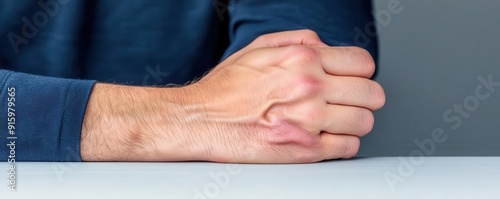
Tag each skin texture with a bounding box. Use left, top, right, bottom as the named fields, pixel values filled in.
left=80, top=30, right=386, bottom=163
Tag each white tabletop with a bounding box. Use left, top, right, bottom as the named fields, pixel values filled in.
left=1, top=157, right=499, bottom=199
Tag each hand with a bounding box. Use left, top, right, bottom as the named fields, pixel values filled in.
left=80, top=30, right=385, bottom=163
left=182, top=31, right=385, bottom=163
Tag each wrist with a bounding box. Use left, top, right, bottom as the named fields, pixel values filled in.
left=81, top=83, right=207, bottom=161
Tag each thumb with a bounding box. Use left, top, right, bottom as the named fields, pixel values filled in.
left=222, top=29, right=327, bottom=65
left=249, top=29, right=328, bottom=48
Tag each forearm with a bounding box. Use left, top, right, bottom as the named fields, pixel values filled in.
left=80, top=83, right=206, bottom=161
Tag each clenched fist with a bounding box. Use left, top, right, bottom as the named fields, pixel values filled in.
left=81, top=30, right=385, bottom=163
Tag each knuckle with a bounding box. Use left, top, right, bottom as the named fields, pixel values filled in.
left=347, top=108, right=373, bottom=135
left=254, top=34, right=270, bottom=44
left=341, top=137, right=360, bottom=158
left=357, top=79, right=386, bottom=110
left=282, top=45, right=320, bottom=65
left=301, top=104, right=326, bottom=126
left=293, top=74, right=323, bottom=97
left=370, top=81, right=386, bottom=109
left=358, top=109, right=375, bottom=135
left=301, top=29, right=319, bottom=37
left=349, top=46, right=375, bottom=76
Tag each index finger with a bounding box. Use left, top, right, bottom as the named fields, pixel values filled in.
left=316, top=46, right=375, bottom=78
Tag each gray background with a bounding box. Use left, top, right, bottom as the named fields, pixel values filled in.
left=359, top=0, right=500, bottom=156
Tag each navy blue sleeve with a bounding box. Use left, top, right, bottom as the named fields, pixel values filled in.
left=0, top=70, right=95, bottom=162
left=222, top=0, right=377, bottom=59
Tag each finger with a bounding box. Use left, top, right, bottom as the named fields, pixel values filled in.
left=223, top=29, right=327, bottom=65
left=322, top=105, right=374, bottom=137
left=249, top=29, right=328, bottom=48
left=324, top=76, right=385, bottom=110
left=316, top=46, right=376, bottom=78
left=319, top=133, right=360, bottom=160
